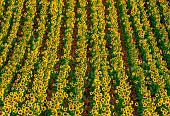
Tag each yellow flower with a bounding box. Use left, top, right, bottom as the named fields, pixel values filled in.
left=70, top=92, right=73, bottom=97
left=18, top=109, right=23, bottom=115
left=28, top=102, right=32, bottom=107
left=4, top=106, right=10, bottom=113
left=156, top=102, right=162, bottom=107
left=116, top=100, right=119, bottom=104
left=41, top=106, right=46, bottom=111
left=63, top=107, right=67, bottom=111
left=64, top=93, right=68, bottom=98
left=90, top=92, right=93, bottom=95
left=101, top=98, right=105, bottom=103
left=28, top=110, right=33, bottom=116
left=75, top=110, right=80, bottom=115
left=135, top=102, right=138, bottom=106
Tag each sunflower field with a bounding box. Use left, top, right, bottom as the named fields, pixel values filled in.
left=0, top=0, right=170, bottom=115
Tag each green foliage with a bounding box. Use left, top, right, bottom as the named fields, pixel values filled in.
left=10, top=112, right=17, bottom=116
left=39, top=109, right=52, bottom=116
left=0, top=98, right=4, bottom=107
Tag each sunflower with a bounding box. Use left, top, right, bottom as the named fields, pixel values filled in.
left=157, top=102, right=162, bottom=107
left=4, top=106, right=10, bottom=112
left=64, top=93, right=68, bottom=98
left=162, top=111, right=167, bottom=115
left=28, top=110, right=33, bottom=115
left=28, top=102, right=32, bottom=107
left=21, top=103, right=26, bottom=108
left=24, top=106, right=29, bottom=111
left=101, top=98, right=105, bottom=103
left=63, top=107, right=67, bottom=111
left=148, top=81, right=151, bottom=84
left=57, top=112, right=62, bottom=116
left=135, top=102, right=138, bottom=106
left=67, top=97, right=72, bottom=101
left=77, top=108, right=83, bottom=114
left=18, top=109, right=23, bottom=115
left=75, top=110, right=80, bottom=115
left=115, top=100, right=119, bottom=104
left=42, top=106, right=46, bottom=111
left=63, top=112, right=70, bottom=116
